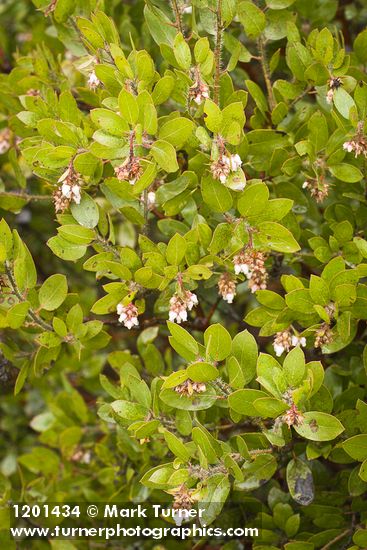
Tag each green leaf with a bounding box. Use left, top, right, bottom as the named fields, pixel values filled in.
left=118, top=89, right=139, bottom=125
left=343, top=435, right=367, bottom=461
left=54, top=0, right=75, bottom=23
left=186, top=361, right=219, bottom=382
left=257, top=222, right=300, bottom=253
left=111, top=400, right=149, bottom=421
left=13, top=236, right=37, bottom=292
left=57, top=225, right=95, bottom=245
left=7, top=302, right=30, bottom=329
left=158, top=117, right=194, bottom=148
left=236, top=455, right=277, bottom=490
left=283, top=346, right=306, bottom=387
left=315, top=28, right=334, bottom=64
left=167, top=322, right=199, bottom=358
left=253, top=397, right=288, bottom=418
left=228, top=389, right=268, bottom=415
left=238, top=1, right=266, bottom=38
left=329, top=163, right=363, bottom=183
left=286, top=458, right=314, bottom=505
left=71, top=193, right=99, bottom=228
left=237, top=182, right=269, bottom=218
left=47, top=236, right=87, bottom=262
left=151, top=140, right=179, bottom=173
left=90, top=108, right=129, bottom=135
left=294, top=412, right=344, bottom=441
left=204, top=324, right=232, bottom=361
left=163, top=430, right=190, bottom=461
left=201, top=174, right=233, bottom=213
left=309, top=275, right=330, bottom=306
left=265, top=0, right=295, bottom=8
left=166, top=233, right=187, bottom=265
left=231, top=330, right=258, bottom=385
left=354, top=30, right=367, bottom=63
left=39, top=274, right=68, bottom=311
left=173, top=33, right=191, bottom=70
left=333, top=88, right=356, bottom=120
left=203, top=99, right=223, bottom=133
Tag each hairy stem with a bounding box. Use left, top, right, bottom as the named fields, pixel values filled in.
left=320, top=529, right=351, bottom=550
left=258, top=37, right=276, bottom=111
left=0, top=191, right=51, bottom=201
left=170, top=0, right=184, bottom=35
left=5, top=262, right=53, bottom=331
left=213, top=0, right=223, bottom=106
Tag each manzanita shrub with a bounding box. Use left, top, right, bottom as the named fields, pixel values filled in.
left=2, top=0, right=367, bottom=548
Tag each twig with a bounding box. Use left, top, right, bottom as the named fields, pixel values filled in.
left=5, top=262, right=53, bottom=331
left=170, top=0, right=184, bottom=35
left=258, top=37, right=275, bottom=111
left=319, top=529, right=351, bottom=550
left=0, top=192, right=51, bottom=202
left=94, top=234, right=120, bottom=260
left=213, top=0, right=223, bottom=106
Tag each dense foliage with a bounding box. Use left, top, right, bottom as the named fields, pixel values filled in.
left=2, top=0, right=367, bottom=548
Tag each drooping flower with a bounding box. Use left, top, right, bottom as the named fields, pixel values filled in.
left=273, top=330, right=306, bottom=357
left=283, top=403, right=304, bottom=428
left=326, top=76, right=342, bottom=104
left=53, top=167, right=82, bottom=212
left=218, top=273, right=236, bottom=304
left=343, top=122, right=367, bottom=158
left=169, top=291, right=198, bottom=324
left=302, top=179, right=330, bottom=203
left=174, top=379, right=206, bottom=396
left=291, top=335, right=307, bottom=348
left=189, top=79, right=210, bottom=105
left=147, top=191, right=156, bottom=208
left=115, top=156, right=142, bottom=185
left=314, top=323, right=333, bottom=348
left=210, top=153, right=242, bottom=184
left=172, top=484, right=195, bottom=509
left=233, top=249, right=268, bottom=292
left=210, top=155, right=231, bottom=184
left=0, top=128, right=11, bottom=155
left=116, top=302, right=139, bottom=329
left=233, top=251, right=251, bottom=277
left=88, top=70, right=101, bottom=90
left=273, top=330, right=292, bottom=357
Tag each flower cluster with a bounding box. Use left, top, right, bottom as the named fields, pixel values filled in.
left=115, top=156, right=142, bottom=185
left=88, top=70, right=101, bottom=90
left=283, top=403, right=304, bottom=428
left=53, top=166, right=82, bottom=212
left=116, top=302, right=139, bottom=329
left=326, top=76, right=342, bottom=104
left=172, top=484, right=195, bottom=510
left=302, top=179, right=330, bottom=203
left=218, top=273, right=236, bottom=304
left=314, top=323, right=333, bottom=348
left=0, top=128, right=11, bottom=155
left=210, top=153, right=242, bottom=184
left=343, top=123, right=367, bottom=158
left=233, top=249, right=268, bottom=292
left=273, top=330, right=306, bottom=357
left=169, top=290, right=198, bottom=324
left=174, top=379, right=206, bottom=396
left=188, top=78, right=210, bottom=105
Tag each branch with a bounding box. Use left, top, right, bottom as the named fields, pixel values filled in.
left=170, top=0, right=184, bottom=36
left=258, top=37, right=276, bottom=111
left=213, top=0, right=223, bottom=106
left=5, top=262, right=53, bottom=331
left=320, top=529, right=351, bottom=550
left=0, top=191, right=51, bottom=202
